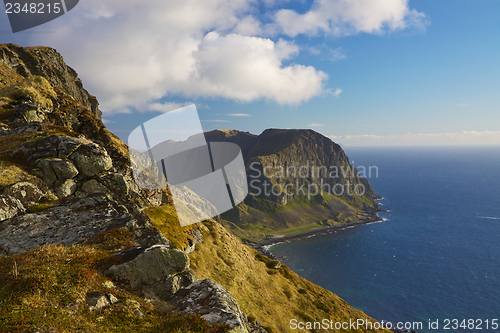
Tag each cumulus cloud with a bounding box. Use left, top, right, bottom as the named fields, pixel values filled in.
left=26, top=0, right=326, bottom=113
left=329, top=131, right=500, bottom=146
left=274, top=0, right=428, bottom=37
left=16, top=0, right=425, bottom=114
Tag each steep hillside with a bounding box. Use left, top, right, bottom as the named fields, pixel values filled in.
left=205, top=129, right=381, bottom=244
left=0, top=44, right=388, bottom=333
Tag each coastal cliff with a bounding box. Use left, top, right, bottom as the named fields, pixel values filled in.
left=0, top=44, right=386, bottom=333
left=205, top=129, right=381, bottom=244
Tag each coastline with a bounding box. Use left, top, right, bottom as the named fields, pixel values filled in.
left=253, top=214, right=386, bottom=258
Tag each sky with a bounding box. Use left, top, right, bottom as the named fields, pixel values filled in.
left=1, top=0, right=499, bottom=146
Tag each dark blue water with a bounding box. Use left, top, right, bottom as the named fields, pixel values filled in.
left=270, top=146, right=500, bottom=332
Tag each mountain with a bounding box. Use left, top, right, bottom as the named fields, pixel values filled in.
left=0, top=44, right=387, bottom=333
left=205, top=129, right=381, bottom=244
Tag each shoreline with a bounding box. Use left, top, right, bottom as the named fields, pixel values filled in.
left=253, top=213, right=386, bottom=258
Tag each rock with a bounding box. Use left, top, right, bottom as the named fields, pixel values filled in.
left=2, top=181, right=45, bottom=207
left=0, top=198, right=162, bottom=255
left=0, top=195, right=25, bottom=222
left=143, top=270, right=199, bottom=301
left=70, top=143, right=112, bottom=177
left=49, top=158, right=79, bottom=180
left=104, top=245, right=189, bottom=291
left=170, top=279, right=250, bottom=333
left=86, top=292, right=110, bottom=311
left=0, top=44, right=102, bottom=117
left=101, top=173, right=129, bottom=196
left=81, top=179, right=109, bottom=194
left=34, top=159, right=57, bottom=186
left=105, top=292, right=119, bottom=304
left=184, top=229, right=204, bottom=254
left=55, top=178, right=77, bottom=197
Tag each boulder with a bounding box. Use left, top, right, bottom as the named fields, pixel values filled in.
left=55, top=178, right=77, bottom=197
left=170, top=279, right=250, bottom=333
left=0, top=195, right=25, bottom=222
left=81, top=179, right=109, bottom=194
left=70, top=143, right=113, bottom=177
left=86, top=291, right=118, bottom=311
left=143, top=270, right=199, bottom=301
left=104, top=245, right=189, bottom=291
left=49, top=158, right=79, bottom=180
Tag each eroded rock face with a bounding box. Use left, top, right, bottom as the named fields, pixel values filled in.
left=0, top=196, right=168, bottom=256
left=2, top=181, right=46, bottom=207
left=170, top=279, right=250, bottom=333
left=0, top=44, right=102, bottom=117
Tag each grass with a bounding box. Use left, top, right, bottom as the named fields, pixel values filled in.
left=144, top=204, right=195, bottom=251
left=0, top=75, right=56, bottom=109
left=188, top=219, right=389, bottom=333
left=0, top=239, right=228, bottom=333
left=220, top=192, right=366, bottom=243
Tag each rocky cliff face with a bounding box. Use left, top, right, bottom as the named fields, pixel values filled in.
left=205, top=129, right=381, bottom=243
left=0, top=43, right=101, bottom=117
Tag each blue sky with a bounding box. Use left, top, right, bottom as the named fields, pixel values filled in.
left=1, top=0, right=499, bottom=146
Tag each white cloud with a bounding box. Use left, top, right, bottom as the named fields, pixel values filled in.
left=201, top=119, right=230, bottom=122
left=329, top=131, right=500, bottom=146
left=228, top=113, right=251, bottom=116
left=22, top=0, right=425, bottom=115
left=309, top=123, right=325, bottom=127
left=29, top=0, right=326, bottom=114
left=331, top=88, right=343, bottom=97
left=274, top=0, right=428, bottom=37
left=148, top=102, right=193, bottom=113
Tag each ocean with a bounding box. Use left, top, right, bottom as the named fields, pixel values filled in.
left=269, top=146, right=500, bottom=332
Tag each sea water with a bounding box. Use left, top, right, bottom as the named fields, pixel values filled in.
left=270, top=146, right=500, bottom=332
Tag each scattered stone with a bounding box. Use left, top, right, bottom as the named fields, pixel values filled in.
left=105, top=292, right=119, bottom=304
left=133, top=309, right=144, bottom=317
left=184, top=229, right=204, bottom=254
left=0, top=195, right=25, bottom=222
left=86, top=292, right=110, bottom=311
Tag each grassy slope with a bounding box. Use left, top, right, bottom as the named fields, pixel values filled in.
left=221, top=192, right=375, bottom=243
left=144, top=204, right=389, bottom=333
left=188, top=219, right=387, bottom=333
left=0, top=231, right=228, bottom=333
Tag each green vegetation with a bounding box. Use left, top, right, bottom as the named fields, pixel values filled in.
left=145, top=204, right=195, bottom=251
left=221, top=191, right=369, bottom=243
left=0, top=234, right=228, bottom=333
left=188, top=219, right=387, bottom=333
